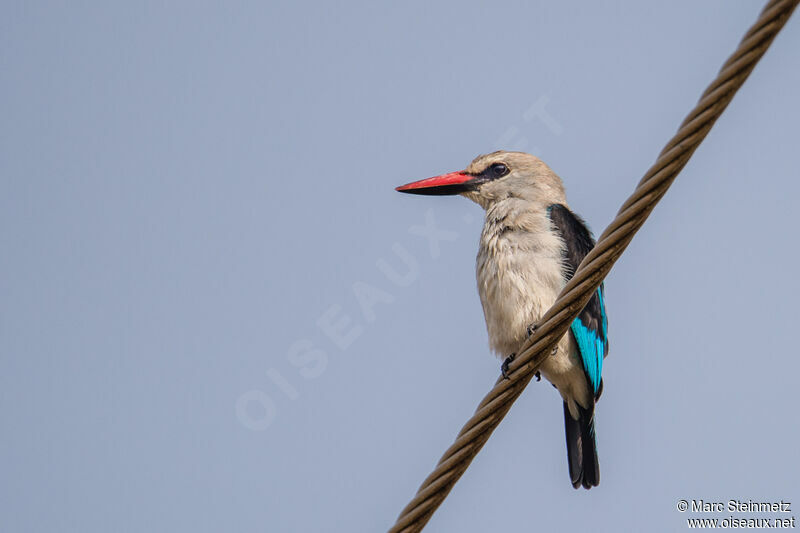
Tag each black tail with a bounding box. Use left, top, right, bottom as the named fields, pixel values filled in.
left=563, top=402, right=599, bottom=489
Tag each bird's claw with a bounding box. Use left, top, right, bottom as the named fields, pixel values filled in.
left=501, top=353, right=516, bottom=379
left=535, top=371, right=541, bottom=381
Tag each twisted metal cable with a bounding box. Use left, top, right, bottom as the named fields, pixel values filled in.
left=388, top=1, right=799, bottom=531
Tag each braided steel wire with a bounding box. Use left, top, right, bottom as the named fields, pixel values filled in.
left=388, top=1, right=799, bottom=531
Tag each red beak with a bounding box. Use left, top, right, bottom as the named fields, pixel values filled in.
left=395, top=171, right=477, bottom=196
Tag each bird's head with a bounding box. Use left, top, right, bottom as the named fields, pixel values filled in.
left=395, top=151, right=565, bottom=210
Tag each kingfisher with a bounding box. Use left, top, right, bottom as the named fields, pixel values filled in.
left=395, top=151, right=608, bottom=489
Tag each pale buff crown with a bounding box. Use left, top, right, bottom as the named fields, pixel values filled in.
left=462, top=151, right=567, bottom=210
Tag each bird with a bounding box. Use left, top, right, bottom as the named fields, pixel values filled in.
left=395, top=151, right=608, bottom=489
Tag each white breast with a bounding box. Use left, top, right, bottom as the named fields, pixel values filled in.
left=476, top=208, right=564, bottom=354
left=476, top=204, right=592, bottom=411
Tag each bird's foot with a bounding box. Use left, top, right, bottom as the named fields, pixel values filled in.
left=501, top=353, right=515, bottom=379
left=526, top=325, right=546, bottom=381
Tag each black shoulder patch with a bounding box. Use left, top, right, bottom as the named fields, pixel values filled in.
left=547, top=204, right=596, bottom=279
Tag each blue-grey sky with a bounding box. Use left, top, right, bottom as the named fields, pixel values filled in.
left=2, top=2, right=799, bottom=532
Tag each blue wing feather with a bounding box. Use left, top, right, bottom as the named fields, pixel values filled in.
left=548, top=205, right=609, bottom=398
left=570, top=288, right=607, bottom=394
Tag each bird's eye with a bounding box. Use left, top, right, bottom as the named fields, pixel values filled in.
left=490, top=163, right=509, bottom=177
